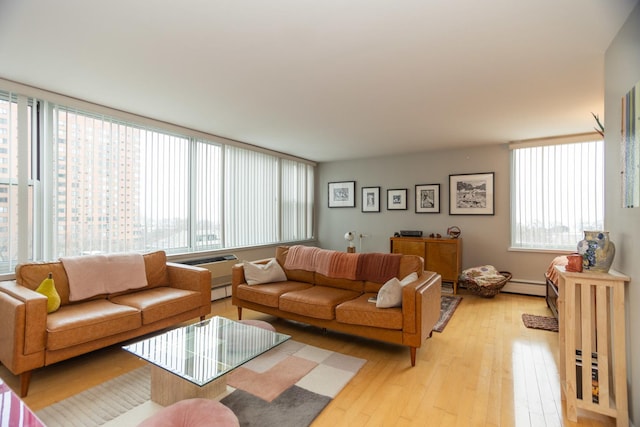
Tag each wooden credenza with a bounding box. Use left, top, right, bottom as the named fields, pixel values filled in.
left=390, top=237, right=462, bottom=293
left=557, top=267, right=630, bottom=426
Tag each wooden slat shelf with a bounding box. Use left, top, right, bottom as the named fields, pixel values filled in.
left=557, top=267, right=630, bottom=427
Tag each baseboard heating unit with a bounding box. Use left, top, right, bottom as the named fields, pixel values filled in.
left=501, top=278, right=545, bottom=296
left=180, top=254, right=238, bottom=301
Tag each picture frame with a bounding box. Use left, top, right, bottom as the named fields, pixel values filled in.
left=361, top=186, right=381, bottom=212
left=328, top=181, right=356, bottom=208
left=622, top=78, right=640, bottom=208
left=387, top=188, right=408, bottom=210
left=415, top=184, right=440, bottom=213
left=449, top=172, right=494, bottom=215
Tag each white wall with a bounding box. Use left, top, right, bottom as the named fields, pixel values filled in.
left=317, top=143, right=562, bottom=285
left=605, top=3, right=640, bottom=423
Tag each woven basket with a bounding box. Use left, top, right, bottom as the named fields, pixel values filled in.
left=461, top=271, right=512, bottom=298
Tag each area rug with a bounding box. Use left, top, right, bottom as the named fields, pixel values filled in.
left=433, top=295, right=462, bottom=333
left=521, top=313, right=559, bottom=332
left=36, top=340, right=365, bottom=427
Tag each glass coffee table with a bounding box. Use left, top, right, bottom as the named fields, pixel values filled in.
left=123, top=316, right=290, bottom=406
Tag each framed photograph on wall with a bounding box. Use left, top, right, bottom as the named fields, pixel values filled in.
left=415, top=184, right=440, bottom=213
left=449, top=172, right=494, bottom=215
left=387, top=188, right=408, bottom=210
left=328, top=181, right=356, bottom=208
left=361, top=186, right=381, bottom=212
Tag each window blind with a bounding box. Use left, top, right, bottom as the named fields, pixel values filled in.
left=224, top=145, right=278, bottom=247
left=510, top=137, right=604, bottom=250
left=1, top=85, right=315, bottom=273
left=281, top=159, right=314, bottom=242
left=53, top=107, right=191, bottom=256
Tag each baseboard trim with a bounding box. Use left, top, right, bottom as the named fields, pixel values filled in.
left=502, top=281, right=546, bottom=296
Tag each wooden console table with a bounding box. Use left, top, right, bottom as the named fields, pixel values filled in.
left=557, top=266, right=630, bottom=426
left=390, top=237, right=462, bottom=293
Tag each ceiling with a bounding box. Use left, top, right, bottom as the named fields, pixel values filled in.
left=0, top=0, right=637, bottom=162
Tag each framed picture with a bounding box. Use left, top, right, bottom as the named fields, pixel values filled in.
left=387, top=188, right=408, bottom=210
left=328, top=181, right=356, bottom=208
left=361, top=186, right=381, bottom=212
left=449, top=172, right=495, bottom=215
left=415, top=184, right=440, bottom=213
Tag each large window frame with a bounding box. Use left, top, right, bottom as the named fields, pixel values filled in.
left=0, top=84, right=315, bottom=275
left=510, top=133, right=604, bottom=251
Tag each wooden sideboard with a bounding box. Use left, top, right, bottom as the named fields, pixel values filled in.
left=390, top=237, right=462, bottom=293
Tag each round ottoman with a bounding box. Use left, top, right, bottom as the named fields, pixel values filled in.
left=239, top=319, right=276, bottom=332
left=138, top=398, right=239, bottom=427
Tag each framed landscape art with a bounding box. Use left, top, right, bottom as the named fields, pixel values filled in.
left=449, top=172, right=494, bottom=215
left=328, top=181, right=356, bottom=208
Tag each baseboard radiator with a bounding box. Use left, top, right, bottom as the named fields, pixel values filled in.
left=502, top=278, right=546, bottom=296
left=181, top=254, right=238, bottom=301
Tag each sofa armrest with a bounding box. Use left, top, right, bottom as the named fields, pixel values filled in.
left=401, top=271, right=441, bottom=342
left=0, top=281, right=47, bottom=374
left=166, top=263, right=212, bottom=316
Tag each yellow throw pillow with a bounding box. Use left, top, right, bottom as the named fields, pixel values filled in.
left=35, top=272, right=61, bottom=313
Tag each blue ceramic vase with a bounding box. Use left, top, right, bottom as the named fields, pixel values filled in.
left=577, top=231, right=615, bottom=273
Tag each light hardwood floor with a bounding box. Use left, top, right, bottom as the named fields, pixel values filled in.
left=0, top=290, right=616, bottom=427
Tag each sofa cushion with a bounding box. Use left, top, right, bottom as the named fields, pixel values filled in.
left=15, top=250, right=170, bottom=305
left=398, top=256, right=423, bottom=281
left=61, top=253, right=148, bottom=302
left=143, top=250, right=170, bottom=288
left=16, top=261, right=74, bottom=305
left=336, top=294, right=403, bottom=330
left=46, top=299, right=141, bottom=351
left=365, top=255, right=423, bottom=292
left=275, top=246, right=315, bottom=283
left=109, top=287, right=201, bottom=325
left=279, top=286, right=360, bottom=320
left=314, top=274, right=364, bottom=292
left=235, top=282, right=312, bottom=308
left=243, top=258, right=287, bottom=285
left=355, top=253, right=402, bottom=283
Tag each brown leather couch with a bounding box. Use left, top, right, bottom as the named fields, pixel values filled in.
left=0, top=251, right=211, bottom=396
left=232, top=246, right=441, bottom=366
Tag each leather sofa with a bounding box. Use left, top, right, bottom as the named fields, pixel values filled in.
left=0, top=250, right=211, bottom=396
left=232, top=246, right=441, bottom=366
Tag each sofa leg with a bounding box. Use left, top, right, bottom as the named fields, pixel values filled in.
left=20, top=371, right=32, bottom=397
left=409, top=347, right=417, bottom=367
left=237, top=306, right=243, bottom=320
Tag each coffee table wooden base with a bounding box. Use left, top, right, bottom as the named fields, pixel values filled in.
left=150, top=365, right=228, bottom=406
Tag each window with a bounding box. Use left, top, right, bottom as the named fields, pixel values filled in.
left=0, top=93, right=34, bottom=274
left=280, top=159, right=314, bottom=242
left=510, top=134, right=604, bottom=251
left=53, top=107, right=193, bottom=256
left=0, top=87, right=315, bottom=274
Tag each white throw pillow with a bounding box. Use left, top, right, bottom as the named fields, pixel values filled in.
left=244, top=258, right=287, bottom=285
left=400, top=272, right=418, bottom=286
left=376, top=272, right=419, bottom=308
